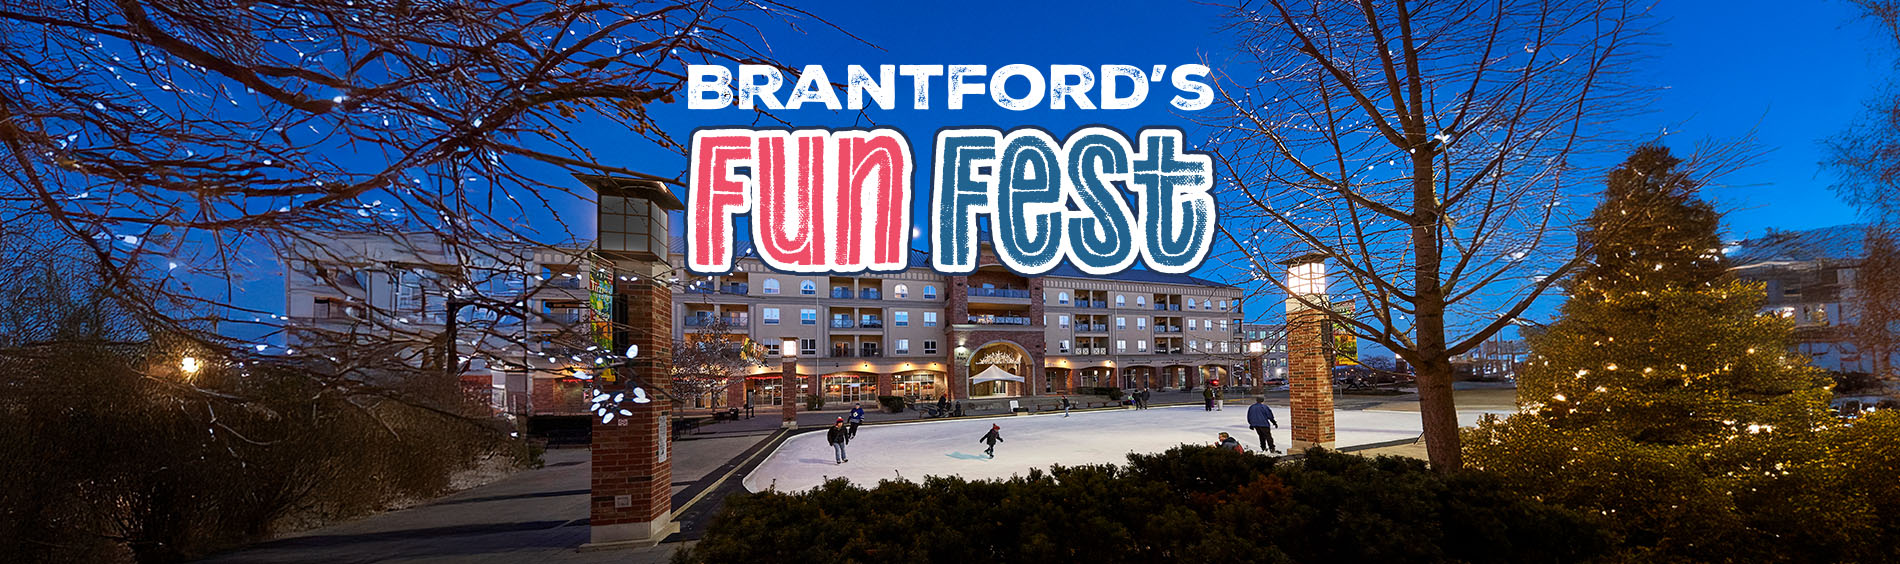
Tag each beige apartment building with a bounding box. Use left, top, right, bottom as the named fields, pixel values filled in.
left=671, top=243, right=1250, bottom=409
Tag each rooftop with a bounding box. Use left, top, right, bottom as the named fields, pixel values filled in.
left=1729, top=224, right=1869, bottom=267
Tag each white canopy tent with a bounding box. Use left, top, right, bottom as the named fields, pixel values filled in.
left=970, top=365, right=1025, bottom=384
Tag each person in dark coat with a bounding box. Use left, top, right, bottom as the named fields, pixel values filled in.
left=1216, top=432, right=1243, bottom=452
left=979, top=424, right=1003, bottom=458
left=1202, top=386, right=1215, bottom=411
left=1247, top=396, right=1280, bottom=453
left=847, top=403, right=866, bottom=438
left=936, top=395, right=950, bottom=417
left=827, top=418, right=849, bottom=464
left=1059, top=394, right=1072, bottom=417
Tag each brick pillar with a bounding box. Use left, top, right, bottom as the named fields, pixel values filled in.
left=1248, top=355, right=1266, bottom=395
left=780, top=357, right=798, bottom=428
left=725, top=381, right=745, bottom=409
left=1287, top=304, right=1335, bottom=450
left=876, top=372, right=893, bottom=397
left=589, top=262, right=675, bottom=547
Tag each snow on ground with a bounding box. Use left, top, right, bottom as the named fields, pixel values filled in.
left=743, top=404, right=1503, bottom=492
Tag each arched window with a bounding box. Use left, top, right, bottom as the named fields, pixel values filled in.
left=1186, top=298, right=1197, bottom=309
left=1115, top=295, right=1126, bottom=307
left=1058, top=292, right=1070, bottom=304
left=895, top=284, right=909, bottom=298
left=799, top=280, right=816, bottom=295
left=763, top=279, right=781, bottom=294
left=924, top=285, right=938, bottom=299
left=1137, top=295, right=1147, bottom=307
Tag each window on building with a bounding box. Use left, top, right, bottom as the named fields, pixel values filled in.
left=895, top=339, right=911, bottom=354
left=1116, top=317, right=1127, bottom=329
left=893, top=284, right=909, bottom=298
left=799, top=280, right=816, bottom=295
left=763, top=307, right=780, bottom=325
left=1137, top=317, right=1147, bottom=329
left=1059, top=292, right=1070, bottom=304
left=1137, top=295, right=1146, bottom=307
left=924, top=311, right=938, bottom=327
left=1220, top=319, right=1229, bottom=331
left=1188, top=319, right=1198, bottom=330
left=763, top=279, right=781, bottom=294
left=1186, top=298, right=1197, bottom=310
left=1059, top=314, right=1069, bottom=328
left=1189, top=340, right=1199, bottom=351
left=765, top=342, right=781, bottom=355
left=1117, top=340, right=1127, bottom=353
left=1059, top=339, right=1071, bottom=353
left=800, top=308, right=817, bottom=325
left=924, top=340, right=939, bottom=354
left=1116, top=295, right=1126, bottom=307
left=800, top=339, right=818, bottom=356
left=1137, top=340, right=1148, bottom=352
left=1220, top=342, right=1230, bottom=353
left=924, top=285, right=938, bottom=299
left=895, top=311, right=909, bottom=327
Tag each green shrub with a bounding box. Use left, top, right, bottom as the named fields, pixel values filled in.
left=675, top=447, right=1611, bottom=563
left=876, top=395, right=905, bottom=413
left=1077, top=386, right=1124, bottom=401
left=804, top=393, right=825, bottom=411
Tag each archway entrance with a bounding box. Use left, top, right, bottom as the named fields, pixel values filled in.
left=968, top=341, right=1029, bottom=398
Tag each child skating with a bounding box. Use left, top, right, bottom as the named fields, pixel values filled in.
left=979, top=424, right=1003, bottom=458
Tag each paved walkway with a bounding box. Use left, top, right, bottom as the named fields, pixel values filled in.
left=196, top=432, right=772, bottom=564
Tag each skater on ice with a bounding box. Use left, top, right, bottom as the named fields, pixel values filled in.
left=848, top=403, right=866, bottom=438
left=1203, top=385, right=1215, bottom=411
left=1248, top=396, right=1280, bottom=454
left=979, top=424, right=1003, bottom=458
left=1059, top=394, right=1072, bottom=417
left=828, top=418, right=849, bottom=464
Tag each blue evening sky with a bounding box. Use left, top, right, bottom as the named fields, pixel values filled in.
left=554, top=0, right=1886, bottom=334
left=611, top=0, right=1886, bottom=245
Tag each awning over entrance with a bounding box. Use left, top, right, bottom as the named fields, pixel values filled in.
left=970, top=365, right=1025, bottom=384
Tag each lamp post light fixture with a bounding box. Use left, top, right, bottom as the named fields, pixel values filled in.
left=575, top=173, right=686, bottom=550
left=180, top=356, right=201, bottom=379
left=1281, top=253, right=1335, bottom=451
left=780, top=338, right=800, bottom=428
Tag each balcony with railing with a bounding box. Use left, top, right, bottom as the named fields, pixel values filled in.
left=720, top=283, right=748, bottom=295
left=1154, top=326, right=1181, bottom=333
left=830, top=318, right=856, bottom=329
left=684, top=316, right=748, bottom=328
left=969, top=287, right=1031, bottom=299
left=545, top=310, right=586, bottom=324
left=859, top=289, right=881, bottom=300
left=858, top=318, right=884, bottom=329
left=1076, top=323, right=1107, bottom=333
left=969, top=314, right=1032, bottom=326
left=831, top=288, right=852, bottom=299
left=547, top=275, right=583, bottom=289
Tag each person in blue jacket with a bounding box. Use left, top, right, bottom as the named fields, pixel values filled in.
left=847, top=403, right=866, bottom=439
left=1247, top=396, right=1280, bottom=454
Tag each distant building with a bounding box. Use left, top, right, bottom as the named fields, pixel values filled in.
left=1729, top=224, right=1888, bottom=373
left=669, top=240, right=1249, bottom=408
left=1239, top=323, right=1290, bottom=382
left=280, top=232, right=595, bottom=415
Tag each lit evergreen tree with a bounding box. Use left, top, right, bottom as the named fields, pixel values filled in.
left=1465, top=144, right=1863, bottom=562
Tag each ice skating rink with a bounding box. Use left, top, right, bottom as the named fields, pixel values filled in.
left=742, top=405, right=1499, bottom=492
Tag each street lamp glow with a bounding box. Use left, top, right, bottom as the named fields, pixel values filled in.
left=781, top=338, right=798, bottom=359
left=180, top=356, right=201, bottom=376
left=1248, top=341, right=1265, bottom=354
left=1287, top=261, right=1326, bottom=296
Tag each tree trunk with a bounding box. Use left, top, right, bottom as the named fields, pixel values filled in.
left=1413, top=152, right=1463, bottom=471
